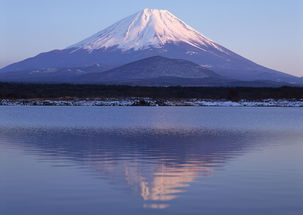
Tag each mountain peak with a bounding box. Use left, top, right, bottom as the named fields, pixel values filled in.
left=68, top=9, right=221, bottom=51
left=141, top=8, right=169, bottom=13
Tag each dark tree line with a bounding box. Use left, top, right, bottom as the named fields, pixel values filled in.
left=0, top=82, right=303, bottom=100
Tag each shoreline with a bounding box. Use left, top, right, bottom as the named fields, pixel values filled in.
left=1, top=98, right=303, bottom=107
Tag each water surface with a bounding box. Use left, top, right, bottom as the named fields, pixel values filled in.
left=0, top=107, right=302, bottom=215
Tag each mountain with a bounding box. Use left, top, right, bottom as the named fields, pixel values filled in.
left=0, top=9, right=300, bottom=84
left=76, top=56, right=293, bottom=87
left=0, top=64, right=112, bottom=83
left=78, top=56, right=221, bottom=83
left=0, top=55, right=292, bottom=87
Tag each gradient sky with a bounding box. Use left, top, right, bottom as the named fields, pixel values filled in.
left=1, top=0, right=302, bottom=76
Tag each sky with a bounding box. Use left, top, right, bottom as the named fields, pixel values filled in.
left=1, top=0, right=302, bottom=76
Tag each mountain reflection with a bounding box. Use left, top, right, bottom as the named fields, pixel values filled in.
left=91, top=158, right=213, bottom=208
left=0, top=128, right=257, bottom=208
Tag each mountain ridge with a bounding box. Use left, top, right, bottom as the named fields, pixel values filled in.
left=0, top=8, right=301, bottom=85
left=77, top=56, right=222, bottom=84
left=68, top=9, right=222, bottom=52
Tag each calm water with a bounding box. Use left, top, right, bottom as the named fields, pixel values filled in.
left=0, top=107, right=302, bottom=215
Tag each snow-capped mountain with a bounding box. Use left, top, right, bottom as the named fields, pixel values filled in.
left=69, top=9, right=223, bottom=52
left=0, top=9, right=300, bottom=84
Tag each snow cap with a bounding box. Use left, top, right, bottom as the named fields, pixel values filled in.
left=68, top=8, right=219, bottom=51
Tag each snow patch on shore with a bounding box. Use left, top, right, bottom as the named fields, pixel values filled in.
left=1, top=98, right=303, bottom=107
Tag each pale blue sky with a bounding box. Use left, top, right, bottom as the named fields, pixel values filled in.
left=1, top=0, right=302, bottom=76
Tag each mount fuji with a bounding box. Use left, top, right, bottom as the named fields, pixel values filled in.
left=0, top=9, right=300, bottom=85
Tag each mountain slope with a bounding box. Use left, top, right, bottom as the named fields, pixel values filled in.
left=77, top=56, right=294, bottom=87
left=0, top=64, right=111, bottom=83
left=68, top=9, right=223, bottom=52
left=0, top=9, right=300, bottom=84
left=78, top=56, right=221, bottom=84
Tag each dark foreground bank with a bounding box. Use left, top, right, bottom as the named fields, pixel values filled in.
left=1, top=83, right=303, bottom=100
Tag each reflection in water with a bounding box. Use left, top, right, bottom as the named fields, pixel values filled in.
left=94, top=158, right=213, bottom=209
left=0, top=128, right=263, bottom=209
left=141, top=163, right=212, bottom=208
left=1, top=107, right=303, bottom=215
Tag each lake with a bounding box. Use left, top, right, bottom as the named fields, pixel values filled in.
left=0, top=107, right=302, bottom=215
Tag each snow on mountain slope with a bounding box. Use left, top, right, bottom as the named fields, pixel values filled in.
left=69, top=9, right=226, bottom=53
left=0, top=9, right=300, bottom=84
